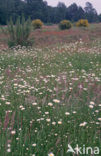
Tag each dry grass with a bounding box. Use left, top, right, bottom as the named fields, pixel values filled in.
left=1, top=23, right=101, bottom=49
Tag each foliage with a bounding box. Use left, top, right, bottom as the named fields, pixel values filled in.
left=59, top=20, right=72, bottom=30
left=76, top=19, right=89, bottom=27
left=0, top=1, right=100, bottom=25
left=32, top=19, right=43, bottom=29
left=98, top=14, right=101, bottom=22
left=66, top=3, right=85, bottom=22
left=84, top=2, right=98, bottom=23
left=0, top=0, right=25, bottom=25
left=7, top=16, right=32, bottom=47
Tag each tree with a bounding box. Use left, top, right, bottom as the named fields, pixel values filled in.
left=84, top=2, right=98, bottom=22
left=24, top=0, right=48, bottom=21
left=0, top=0, right=25, bottom=24
left=98, top=14, right=101, bottom=22
left=66, top=3, right=80, bottom=22
left=0, top=0, right=100, bottom=25
left=56, top=2, right=67, bottom=22
left=78, top=7, right=85, bottom=19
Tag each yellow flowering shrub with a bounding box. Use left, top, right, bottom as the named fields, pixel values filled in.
left=32, top=19, right=43, bottom=29
left=76, top=19, right=89, bottom=27
left=59, top=20, right=72, bottom=30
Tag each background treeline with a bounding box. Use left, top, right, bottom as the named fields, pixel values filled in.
left=0, top=0, right=101, bottom=25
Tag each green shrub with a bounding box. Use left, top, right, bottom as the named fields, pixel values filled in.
left=76, top=19, right=89, bottom=27
left=32, top=19, right=43, bottom=29
left=59, top=20, right=72, bottom=30
left=7, top=16, right=32, bottom=47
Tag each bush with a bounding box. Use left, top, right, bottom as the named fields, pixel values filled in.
left=32, top=19, right=43, bottom=29
left=7, top=16, right=32, bottom=47
left=76, top=19, right=89, bottom=27
left=59, top=20, right=72, bottom=30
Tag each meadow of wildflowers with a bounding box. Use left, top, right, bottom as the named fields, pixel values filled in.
left=0, top=39, right=101, bottom=155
